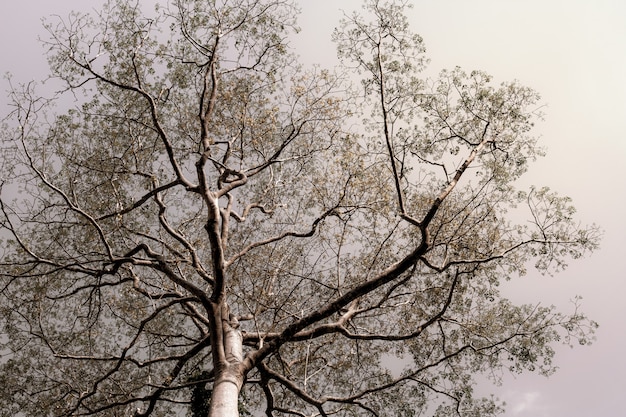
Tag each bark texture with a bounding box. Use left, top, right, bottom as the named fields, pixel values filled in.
left=209, top=315, right=244, bottom=417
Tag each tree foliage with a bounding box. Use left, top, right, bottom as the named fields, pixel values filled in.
left=0, top=0, right=600, bottom=416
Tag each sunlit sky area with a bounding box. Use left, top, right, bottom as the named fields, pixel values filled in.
left=2, top=1, right=625, bottom=416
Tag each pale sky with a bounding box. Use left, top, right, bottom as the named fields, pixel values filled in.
left=2, top=1, right=625, bottom=416
left=298, top=3, right=626, bottom=415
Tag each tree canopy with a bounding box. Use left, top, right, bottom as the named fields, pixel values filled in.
left=0, top=0, right=600, bottom=416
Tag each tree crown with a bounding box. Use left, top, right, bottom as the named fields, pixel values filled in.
left=0, top=0, right=599, bottom=416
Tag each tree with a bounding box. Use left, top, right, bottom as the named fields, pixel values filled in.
left=0, top=0, right=600, bottom=416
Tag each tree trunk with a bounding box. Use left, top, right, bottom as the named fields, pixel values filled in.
left=208, top=315, right=245, bottom=417
left=208, top=371, right=243, bottom=417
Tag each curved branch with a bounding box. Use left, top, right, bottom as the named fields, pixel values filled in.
left=16, top=128, right=115, bottom=260
left=65, top=297, right=200, bottom=415
left=225, top=206, right=341, bottom=268
left=244, top=268, right=461, bottom=344
left=243, top=225, right=429, bottom=369
left=228, top=202, right=276, bottom=222
left=96, top=179, right=183, bottom=221
left=153, top=191, right=213, bottom=285
left=421, top=122, right=491, bottom=229
left=69, top=57, right=195, bottom=190
left=258, top=362, right=328, bottom=417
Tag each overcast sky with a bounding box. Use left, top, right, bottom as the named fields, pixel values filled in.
left=301, top=3, right=626, bottom=416
left=1, top=1, right=625, bottom=416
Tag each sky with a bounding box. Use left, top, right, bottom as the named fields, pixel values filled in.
left=1, top=1, right=625, bottom=416
left=299, top=3, right=626, bottom=416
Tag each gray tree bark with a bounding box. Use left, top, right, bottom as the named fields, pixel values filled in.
left=208, top=315, right=245, bottom=417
